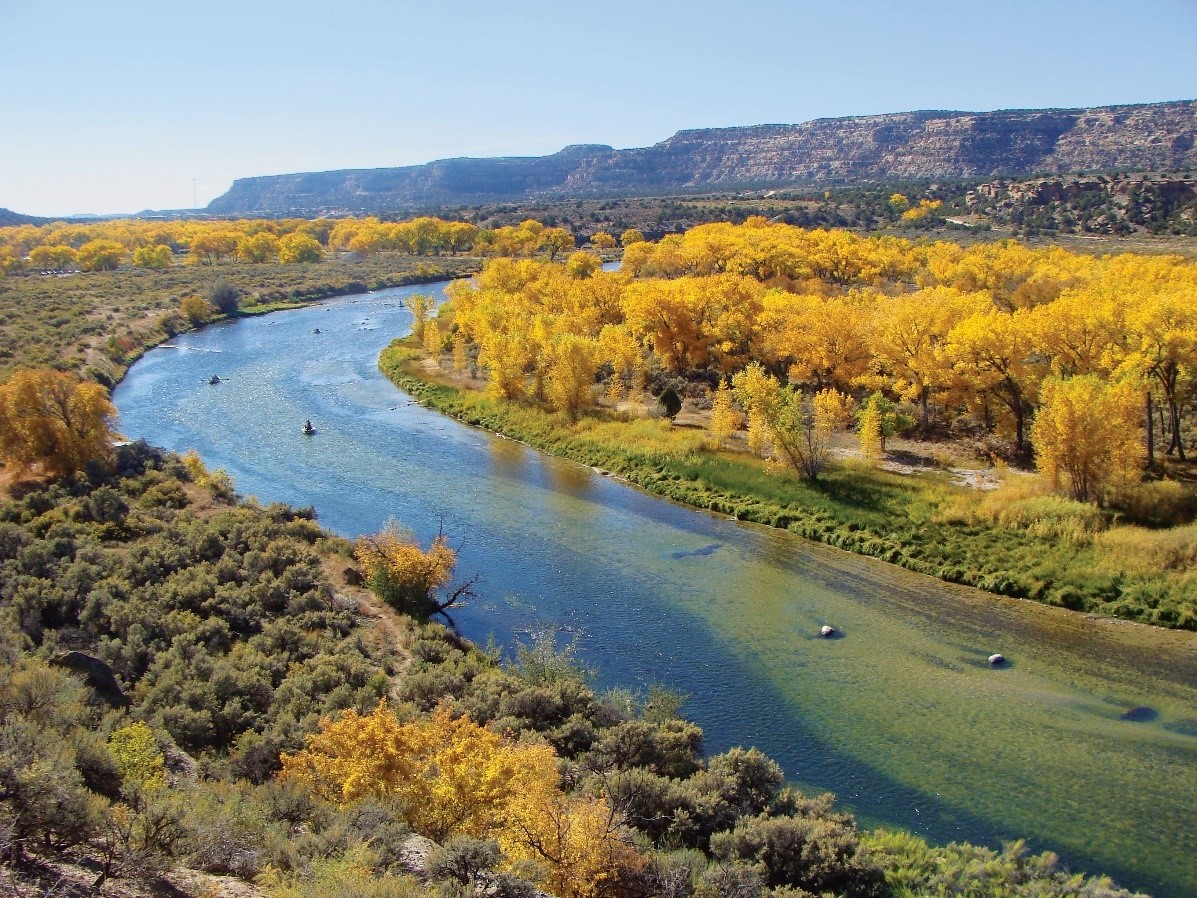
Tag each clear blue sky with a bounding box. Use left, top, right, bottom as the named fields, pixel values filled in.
left=2, top=0, right=1194, bottom=217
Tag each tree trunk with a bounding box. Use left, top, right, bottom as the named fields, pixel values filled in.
left=1170, top=397, right=1186, bottom=461
left=1146, top=392, right=1154, bottom=464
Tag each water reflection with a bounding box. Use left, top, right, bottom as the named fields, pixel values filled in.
left=113, top=282, right=1197, bottom=898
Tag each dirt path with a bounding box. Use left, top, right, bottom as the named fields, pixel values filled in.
left=318, top=550, right=415, bottom=688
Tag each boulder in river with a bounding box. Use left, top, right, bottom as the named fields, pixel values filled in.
left=988, top=653, right=1006, bottom=666
left=820, top=625, right=837, bottom=638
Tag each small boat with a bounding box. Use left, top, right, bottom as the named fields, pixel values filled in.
left=208, top=374, right=221, bottom=385
left=313, top=328, right=321, bottom=334
left=302, top=419, right=316, bottom=436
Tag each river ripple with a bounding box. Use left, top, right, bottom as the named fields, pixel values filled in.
left=114, top=282, right=1197, bottom=897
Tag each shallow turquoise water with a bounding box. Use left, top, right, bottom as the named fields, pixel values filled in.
left=113, top=283, right=1197, bottom=897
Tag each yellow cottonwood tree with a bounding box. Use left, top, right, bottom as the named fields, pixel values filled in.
left=404, top=294, right=435, bottom=342
left=769, top=387, right=854, bottom=481
left=946, top=308, right=1044, bottom=452
left=501, top=788, right=641, bottom=898
left=731, top=362, right=781, bottom=457
left=544, top=333, right=601, bottom=422
left=236, top=232, right=279, bottom=264
left=760, top=293, right=872, bottom=391
left=277, top=233, right=324, bottom=264
left=354, top=524, right=461, bottom=616
left=858, top=401, right=883, bottom=461
left=452, top=331, right=470, bottom=374
left=870, top=287, right=982, bottom=429
left=1032, top=375, right=1144, bottom=504
left=76, top=239, right=126, bottom=271
left=708, top=380, right=739, bottom=449
left=131, top=244, right=173, bottom=269
left=0, top=369, right=116, bottom=476
left=1114, top=287, right=1197, bottom=460
left=281, top=701, right=640, bottom=898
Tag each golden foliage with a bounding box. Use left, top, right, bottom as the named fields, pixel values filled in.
left=404, top=293, right=435, bottom=342
left=0, top=368, right=115, bottom=476
left=413, top=220, right=1197, bottom=494
left=452, top=331, right=469, bottom=374
left=708, top=379, right=739, bottom=449
left=731, top=362, right=780, bottom=458
left=353, top=524, right=456, bottom=614
left=422, top=319, right=442, bottom=355
left=77, top=239, right=126, bottom=272
left=179, top=294, right=214, bottom=324
left=1032, top=375, right=1144, bottom=504
left=131, top=244, right=173, bottom=269
left=107, top=722, right=167, bottom=795
left=859, top=401, right=883, bottom=461
left=277, top=232, right=324, bottom=264
left=281, top=701, right=640, bottom=898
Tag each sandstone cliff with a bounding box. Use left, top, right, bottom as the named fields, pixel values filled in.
left=206, top=100, right=1197, bottom=215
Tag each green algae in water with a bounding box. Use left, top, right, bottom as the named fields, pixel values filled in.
left=113, top=281, right=1197, bottom=898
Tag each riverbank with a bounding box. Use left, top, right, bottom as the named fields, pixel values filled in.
left=0, top=447, right=1161, bottom=898
left=381, top=340, right=1196, bottom=631
left=108, top=287, right=1197, bottom=897
left=0, top=255, right=482, bottom=385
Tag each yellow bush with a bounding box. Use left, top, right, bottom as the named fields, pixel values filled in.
left=281, top=701, right=641, bottom=898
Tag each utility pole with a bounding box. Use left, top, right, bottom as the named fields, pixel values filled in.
left=192, top=178, right=198, bottom=209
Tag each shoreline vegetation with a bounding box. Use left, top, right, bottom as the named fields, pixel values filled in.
left=371, top=219, right=1197, bottom=633
left=1, top=212, right=1193, bottom=895
left=0, top=255, right=481, bottom=386
left=382, top=338, right=1196, bottom=631
left=0, top=447, right=1155, bottom=898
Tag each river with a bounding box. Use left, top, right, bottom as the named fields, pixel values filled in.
left=112, top=280, right=1197, bottom=897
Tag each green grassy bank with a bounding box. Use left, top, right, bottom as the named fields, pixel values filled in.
left=382, top=340, right=1197, bottom=630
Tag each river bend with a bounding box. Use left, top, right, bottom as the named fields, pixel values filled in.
left=113, top=281, right=1197, bottom=897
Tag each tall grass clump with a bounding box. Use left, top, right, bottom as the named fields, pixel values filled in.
left=937, top=476, right=1106, bottom=546
left=1096, top=523, right=1197, bottom=573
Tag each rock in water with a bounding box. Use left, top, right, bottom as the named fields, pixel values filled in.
left=820, top=625, right=837, bottom=638
left=988, top=653, right=1005, bottom=666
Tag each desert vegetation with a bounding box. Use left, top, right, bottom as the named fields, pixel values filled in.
left=0, top=445, right=1150, bottom=896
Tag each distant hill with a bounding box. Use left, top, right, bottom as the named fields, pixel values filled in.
left=0, top=207, right=49, bottom=226
left=207, top=100, right=1197, bottom=216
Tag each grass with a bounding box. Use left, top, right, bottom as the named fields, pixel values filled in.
left=382, top=340, right=1197, bottom=631
left=0, top=254, right=479, bottom=383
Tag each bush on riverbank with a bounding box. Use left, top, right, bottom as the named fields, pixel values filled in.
left=382, top=340, right=1197, bottom=630
left=0, top=448, right=1151, bottom=897
left=0, top=255, right=478, bottom=383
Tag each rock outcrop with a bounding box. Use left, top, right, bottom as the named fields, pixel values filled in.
left=206, top=100, right=1197, bottom=215
left=51, top=650, right=130, bottom=708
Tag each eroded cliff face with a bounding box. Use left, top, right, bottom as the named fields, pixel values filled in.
left=206, top=101, right=1197, bottom=215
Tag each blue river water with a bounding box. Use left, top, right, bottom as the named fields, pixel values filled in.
left=112, top=281, right=1197, bottom=897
